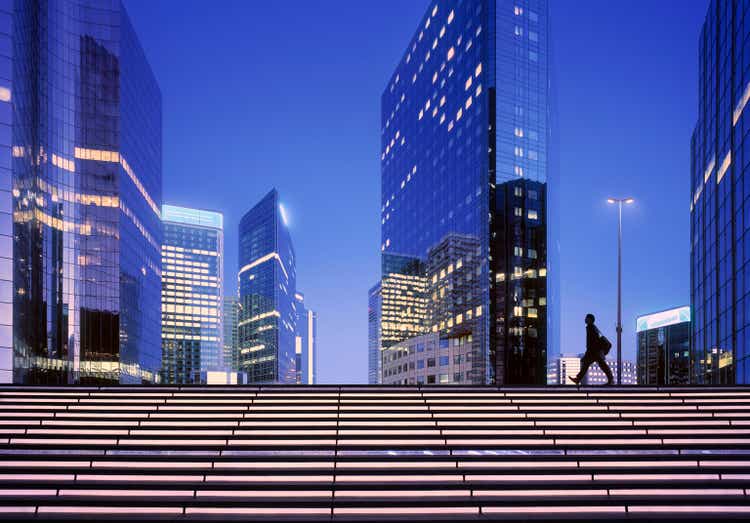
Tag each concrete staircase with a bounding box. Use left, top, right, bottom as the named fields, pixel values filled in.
left=0, top=385, right=748, bottom=520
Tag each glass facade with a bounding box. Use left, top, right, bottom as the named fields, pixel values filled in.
left=691, top=0, right=750, bottom=384
left=161, top=205, right=223, bottom=384
left=637, top=306, right=691, bottom=385
left=2, top=0, right=162, bottom=384
left=294, top=292, right=317, bottom=384
left=367, top=283, right=381, bottom=384
left=237, top=189, right=296, bottom=383
left=379, top=0, right=555, bottom=384
left=223, top=295, right=239, bottom=373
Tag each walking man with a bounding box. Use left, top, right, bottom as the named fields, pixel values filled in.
left=569, top=313, right=614, bottom=386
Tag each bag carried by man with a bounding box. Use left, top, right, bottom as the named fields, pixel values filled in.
left=597, top=331, right=612, bottom=355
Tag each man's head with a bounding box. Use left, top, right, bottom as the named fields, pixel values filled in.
left=585, top=313, right=595, bottom=325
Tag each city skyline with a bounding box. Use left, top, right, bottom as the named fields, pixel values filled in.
left=111, top=1, right=701, bottom=382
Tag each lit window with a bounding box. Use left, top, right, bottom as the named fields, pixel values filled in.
left=475, top=84, right=482, bottom=97
left=418, top=109, right=424, bottom=120
left=439, top=114, right=445, bottom=124
left=432, top=38, right=438, bottom=50
left=528, top=210, right=538, bottom=220
left=465, top=96, right=472, bottom=109
left=0, top=86, right=10, bottom=102
left=432, top=71, right=438, bottom=84
left=447, top=10, right=454, bottom=24
left=465, top=76, right=473, bottom=90
left=432, top=5, right=438, bottom=16
left=515, top=207, right=523, bottom=217
left=439, top=26, right=446, bottom=38
left=475, top=63, right=482, bottom=77
left=440, top=95, right=446, bottom=107
left=514, top=127, right=524, bottom=137
left=448, top=120, right=454, bottom=131
left=447, top=46, right=455, bottom=61
left=456, top=107, right=463, bottom=120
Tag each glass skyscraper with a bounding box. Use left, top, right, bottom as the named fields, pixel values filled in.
left=691, top=0, right=750, bottom=384
left=294, top=292, right=317, bottom=384
left=223, top=295, right=240, bottom=373
left=161, top=205, right=223, bottom=384
left=238, top=189, right=297, bottom=383
left=378, top=0, right=556, bottom=385
left=0, top=0, right=162, bottom=384
left=637, top=306, right=691, bottom=386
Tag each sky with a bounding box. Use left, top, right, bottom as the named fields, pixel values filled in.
left=125, top=0, right=708, bottom=383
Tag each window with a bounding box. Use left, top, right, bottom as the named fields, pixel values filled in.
left=528, top=249, right=537, bottom=259
left=515, top=207, right=523, bottom=217
left=417, top=360, right=425, bottom=369
left=528, top=210, right=538, bottom=220
left=427, top=358, right=436, bottom=368
left=439, top=356, right=449, bottom=366
left=529, top=10, right=538, bottom=22
left=427, top=375, right=436, bottom=384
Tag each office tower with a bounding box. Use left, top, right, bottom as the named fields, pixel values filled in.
left=367, top=255, right=428, bottom=383
left=160, top=205, right=223, bottom=384
left=546, top=355, right=581, bottom=385
left=367, top=283, right=382, bottom=384
left=584, top=359, right=637, bottom=386
left=636, top=306, right=691, bottom=386
left=294, top=292, right=317, bottom=384
left=223, top=296, right=240, bottom=373
left=691, top=0, right=750, bottom=384
left=238, top=189, right=297, bottom=383
left=378, top=0, right=557, bottom=385
left=0, top=1, right=162, bottom=384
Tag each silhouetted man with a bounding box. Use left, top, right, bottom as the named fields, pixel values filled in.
left=569, top=313, right=614, bottom=386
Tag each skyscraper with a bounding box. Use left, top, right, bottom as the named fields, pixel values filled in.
left=161, top=205, right=224, bottom=384
left=294, top=292, right=317, bottom=385
left=223, top=295, right=240, bottom=373
left=367, top=255, right=427, bottom=384
left=0, top=1, right=162, bottom=384
left=238, top=189, right=297, bottom=383
left=367, top=283, right=382, bottom=384
left=637, top=306, right=691, bottom=386
left=377, top=0, right=556, bottom=385
left=691, top=0, right=750, bottom=384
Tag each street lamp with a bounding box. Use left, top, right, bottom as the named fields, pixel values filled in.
left=607, top=197, right=634, bottom=385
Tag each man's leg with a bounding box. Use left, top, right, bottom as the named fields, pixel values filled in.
left=596, top=353, right=614, bottom=384
left=572, top=352, right=594, bottom=383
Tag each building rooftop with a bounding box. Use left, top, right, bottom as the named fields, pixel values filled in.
left=0, top=385, right=749, bottom=521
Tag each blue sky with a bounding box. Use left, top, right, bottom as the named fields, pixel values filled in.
left=125, top=0, right=707, bottom=382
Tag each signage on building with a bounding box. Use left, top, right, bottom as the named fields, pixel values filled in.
left=636, top=306, right=690, bottom=333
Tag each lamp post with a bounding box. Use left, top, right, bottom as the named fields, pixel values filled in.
left=607, top=197, right=634, bottom=385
